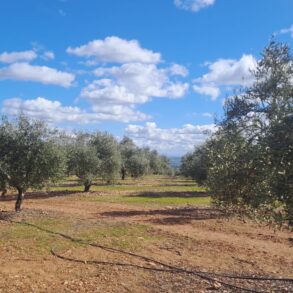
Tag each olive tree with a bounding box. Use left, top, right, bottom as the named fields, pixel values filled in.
left=180, top=152, right=194, bottom=178
left=142, top=148, right=173, bottom=175
left=206, top=128, right=268, bottom=207
left=119, top=140, right=173, bottom=179
left=91, top=132, right=121, bottom=183
left=67, top=134, right=100, bottom=192
left=119, top=136, right=137, bottom=180
left=127, top=152, right=149, bottom=178
left=0, top=116, right=66, bottom=211
left=263, top=114, right=293, bottom=222
left=180, top=145, right=208, bottom=185
left=204, top=41, right=293, bottom=223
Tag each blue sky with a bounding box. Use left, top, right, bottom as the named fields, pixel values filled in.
left=0, top=0, right=293, bottom=156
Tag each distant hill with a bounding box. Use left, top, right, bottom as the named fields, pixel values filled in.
left=168, top=156, right=181, bottom=169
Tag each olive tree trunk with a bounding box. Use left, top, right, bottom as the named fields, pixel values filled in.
left=84, top=183, right=91, bottom=192
left=15, top=187, right=25, bottom=211
left=121, top=167, right=126, bottom=180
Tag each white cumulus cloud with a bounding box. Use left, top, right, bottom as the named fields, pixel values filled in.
left=0, top=62, right=75, bottom=87
left=2, top=97, right=87, bottom=123
left=169, top=64, right=189, bottom=77
left=67, top=36, right=161, bottom=64
left=195, top=54, right=257, bottom=86
left=174, top=0, right=215, bottom=12
left=68, top=36, right=189, bottom=122
left=193, top=54, right=257, bottom=100
left=88, top=62, right=189, bottom=103
left=0, top=50, right=37, bottom=63
left=193, top=84, right=220, bottom=100
left=125, top=122, right=216, bottom=156
left=2, top=97, right=148, bottom=124
left=80, top=62, right=189, bottom=123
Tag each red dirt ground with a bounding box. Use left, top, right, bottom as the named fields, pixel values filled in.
left=0, top=188, right=292, bottom=293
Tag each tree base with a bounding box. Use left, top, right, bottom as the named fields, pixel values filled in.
left=15, top=189, right=24, bottom=212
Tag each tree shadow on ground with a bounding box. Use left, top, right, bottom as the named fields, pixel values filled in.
left=100, top=207, right=223, bottom=225
left=0, top=190, right=82, bottom=202
left=126, top=191, right=208, bottom=198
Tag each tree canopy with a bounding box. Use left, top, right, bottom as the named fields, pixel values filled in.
left=180, top=41, right=293, bottom=225
left=0, top=116, right=66, bottom=211
left=67, top=133, right=100, bottom=192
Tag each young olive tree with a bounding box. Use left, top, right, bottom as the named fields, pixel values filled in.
left=67, top=134, right=100, bottom=192
left=0, top=116, right=66, bottom=211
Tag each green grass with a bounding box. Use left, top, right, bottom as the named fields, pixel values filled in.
left=0, top=217, right=162, bottom=254
left=50, top=183, right=205, bottom=193
left=121, top=195, right=210, bottom=205
left=78, top=223, right=161, bottom=250
left=48, top=175, right=210, bottom=207
left=74, top=193, right=211, bottom=207
left=48, top=175, right=205, bottom=193
left=0, top=176, right=210, bottom=258
left=0, top=219, right=77, bottom=255
left=50, top=175, right=210, bottom=207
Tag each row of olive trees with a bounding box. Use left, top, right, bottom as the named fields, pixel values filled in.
left=119, top=137, right=172, bottom=179
left=0, top=117, right=172, bottom=211
left=180, top=41, right=293, bottom=224
left=66, top=133, right=172, bottom=191
left=180, top=145, right=208, bottom=186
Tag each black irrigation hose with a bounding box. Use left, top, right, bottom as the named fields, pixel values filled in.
left=3, top=218, right=293, bottom=292
left=208, top=273, right=293, bottom=282
left=17, top=220, right=293, bottom=282
left=50, top=248, right=264, bottom=293
left=51, top=248, right=175, bottom=273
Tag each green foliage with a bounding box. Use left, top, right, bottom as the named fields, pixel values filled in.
left=67, top=133, right=100, bottom=191
left=119, top=136, right=137, bottom=163
left=264, top=115, right=293, bottom=219
left=0, top=172, right=7, bottom=196
left=180, top=145, right=208, bottom=185
left=154, top=154, right=173, bottom=176
left=0, top=120, right=174, bottom=207
left=119, top=137, right=173, bottom=179
left=179, top=41, right=292, bottom=225
left=0, top=115, right=66, bottom=209
left=92, top=132, right=121, bottom=183
left=205, top=41, right=293, bottom=225
left=127, top=152, right=149, bottom=178
left=119, top=136, right=140, bottom=178
left=206, top=128, right=269, bottom=207
left=142, top=148, right=173, bottom=176
left=0, top=115, right=66, bottom=190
